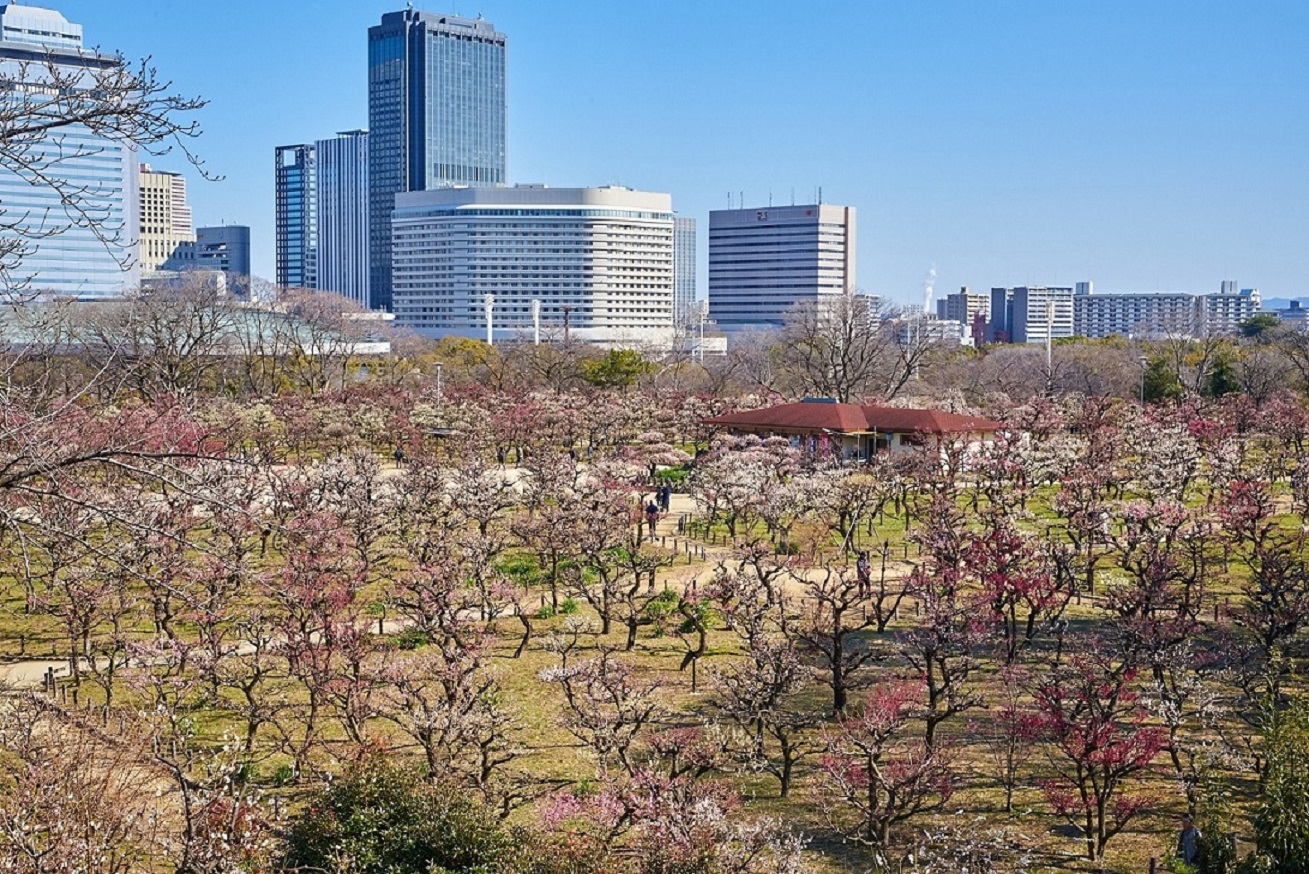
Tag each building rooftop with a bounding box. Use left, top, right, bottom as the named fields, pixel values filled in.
left=703, top=400, right=1004, bottom=435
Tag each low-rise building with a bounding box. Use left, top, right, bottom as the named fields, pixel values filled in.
left=703, top=399, right=1002, bottom=463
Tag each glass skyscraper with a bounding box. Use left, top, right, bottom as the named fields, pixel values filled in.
left=0, top=4, right=139, bottom=299
left=367, top=9, right=506, bottom=312
left=275, top=143, right=317, bottom=289
left=315, top=130, right=370, bottom=309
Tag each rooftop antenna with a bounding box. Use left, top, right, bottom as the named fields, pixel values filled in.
left=790, top=187, right=795, bottom=206
left=769, top=188, right=773, bottom=207
left=739, top=191, right=743, bottom=209
left=818, top=186, right=823, bottom=205
left=727, top=191, right=731, bottom=209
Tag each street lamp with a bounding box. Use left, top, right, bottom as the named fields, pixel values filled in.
left=435, top=361, right=443, bottom=407
left=1138, top=355, right=1148, bottom=404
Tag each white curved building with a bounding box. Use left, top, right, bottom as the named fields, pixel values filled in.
left=391, top=185, right=675, bottom=346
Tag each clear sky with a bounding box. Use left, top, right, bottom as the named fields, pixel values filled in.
left=55, top=0, right=1309, bottom=306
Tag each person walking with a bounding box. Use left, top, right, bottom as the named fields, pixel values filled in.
left=856, top=551, right=872, bottom=596
left=1177, top=815, right=1201, bottom=866
left=659, top=483, right=672, bottom=512
left=645, top=499, right=660, bottom=537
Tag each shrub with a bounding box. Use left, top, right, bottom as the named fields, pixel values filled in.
left=281, top=758, right=522, bottom=874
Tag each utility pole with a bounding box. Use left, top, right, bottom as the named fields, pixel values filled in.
left=532, top=298, right=541, bottom=345
left=483, top=293, right=495, bottom=347
left=1045, top=299, right=1054, bottom=394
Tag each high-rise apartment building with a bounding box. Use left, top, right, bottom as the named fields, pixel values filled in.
left=138, top=164, right=195, bottom=272
left=275, top=143, right=317, bottom=289
left=1073, top=283, right=1262, bottom=339
left=195, top=226, right=251, bottom=296
left=1202, top=285, right=1260, bottom=334
left=0, top=4, right=139, bottom=298
left=673, top=216, right=697, bottom=327
left=935, top=286, right=989, bottom=326
left=990, top=286, right=1075, bottom=344
left=391, top=185, right=674, bottom=345
left=708, top=204, right=856, bottom=329
left=315, top=130, right=370, bottom=309
left=368, top=10, right=507, bottom=312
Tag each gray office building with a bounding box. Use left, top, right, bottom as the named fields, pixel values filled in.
left=275, top=143, right=316, bottom=289
left=0, top=4, right=139, bottom=298
left=195, top=226, right=251, bottom=296
left=315, top=130, right=370, bottom=309
left=708, top=204, right=856, bottom=328
left=367, top=9, right=507, bottom=312
left=673, top=216, right=697, bottom=327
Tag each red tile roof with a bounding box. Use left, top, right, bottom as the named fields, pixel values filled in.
left=703, top=401, right=1003, bottom=435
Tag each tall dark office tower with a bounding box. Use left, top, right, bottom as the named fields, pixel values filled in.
left=367, top=10, right=507, bottom=312
left=275, top=143, right=317, bottom=289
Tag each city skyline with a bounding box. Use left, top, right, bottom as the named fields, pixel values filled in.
left=41, top=0, right=1309, bottom=306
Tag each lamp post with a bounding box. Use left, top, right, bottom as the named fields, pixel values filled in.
left=532, top=298, right=541, bottom=346
left=1138, top=355, right=1148, bottom=404
left=435, top=362, right=443, bottom=407
left=483, top=294, right=495, bottom=347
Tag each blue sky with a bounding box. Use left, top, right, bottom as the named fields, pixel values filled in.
left=58, top=0, right=1309, bottom=305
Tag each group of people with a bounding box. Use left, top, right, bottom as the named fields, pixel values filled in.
left=644, top=484, right=673, bottom=536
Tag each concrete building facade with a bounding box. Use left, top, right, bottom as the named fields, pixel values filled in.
left=935, top=286, right=989, bottom=326
left=0, top=4, right=139, bottom=298
left=1073, top=284, right=1262, bottom=338
left=990, top=286, right=1075, bottom=344
left=275, top=143, right=317, bottom=289
left=195, top=226, right=251, bottom=296
left=315, top=130, right=370, bottom=309
left=391, top=185, right=674, bottom=345
left=368, top=10, right=507, bottom=312
left=138, top=164, right=195, bottom=273
left=707, top=204, right=856, bottom=329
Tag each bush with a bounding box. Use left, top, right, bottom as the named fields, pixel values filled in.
left=281, top=758, right=523, bottom=874
left=1235, top=696, right=1309, bottom=874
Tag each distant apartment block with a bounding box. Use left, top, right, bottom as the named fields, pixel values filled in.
left=989, top=286, right=1075, bottom=344
left=275, top=143, right=317, bottom=289
left=897, top=315, right=967, bottom=347
left=936, top=286, right=989, bottom=326
left=1073, top=283, right=1261, bottom=338
left=1201, top=286, right=1260, bottom=334
left=708, top=204, right=856, bottom=329
left=391, top=185, right=674, bottom=345
left=315, top=130, right=369, bottom=309
left=673, top=215, right=696, bottom=327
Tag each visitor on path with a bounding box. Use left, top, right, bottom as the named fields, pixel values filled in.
left=1177, top=815, right=1201, bottom=866
left=659, top=483, right=672, bottom=512
left=645, top=500, right=660, bottom=537
left=856, top=551, right=872, bottom=596
left=393, top=446, right=406, bottom=466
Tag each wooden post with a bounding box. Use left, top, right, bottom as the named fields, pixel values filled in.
left=691, top=657, right=698, bottom=692
left=1149, top=857, right=1157, bottom=874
